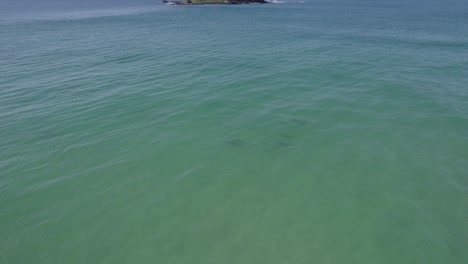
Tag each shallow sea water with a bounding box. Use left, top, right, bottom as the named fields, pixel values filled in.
left=1, top=0, right=467, bottom=263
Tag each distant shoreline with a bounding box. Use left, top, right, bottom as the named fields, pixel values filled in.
left=164, top=0, right=269, bottom=5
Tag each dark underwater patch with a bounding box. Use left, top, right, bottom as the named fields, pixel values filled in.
left=290, top=118, right=308, bottom=126
left=275, top=141, right=293, bottom=148
left=225, top=139, right=245, bottom=147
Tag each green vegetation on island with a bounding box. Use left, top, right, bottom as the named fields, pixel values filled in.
left=164, top=0, right=268, bottom=5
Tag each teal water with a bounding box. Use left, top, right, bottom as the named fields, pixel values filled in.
left=1, top=0, right=468, bottom=263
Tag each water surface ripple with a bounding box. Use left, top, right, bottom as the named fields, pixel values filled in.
left=1, top=0, right=467, bottom=263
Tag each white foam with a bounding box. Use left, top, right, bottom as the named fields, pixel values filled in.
left=268, top=0, right=305, bottom=3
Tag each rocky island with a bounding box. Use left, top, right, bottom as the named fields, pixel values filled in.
left=164, top=0, right=269, bottom=5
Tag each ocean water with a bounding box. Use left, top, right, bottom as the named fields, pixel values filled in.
left=1, top=0, right=467, bottom=263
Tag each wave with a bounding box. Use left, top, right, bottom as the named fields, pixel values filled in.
left=0, top=6, right=164, bottom=25
left=268, top=0, right=305, bottom=3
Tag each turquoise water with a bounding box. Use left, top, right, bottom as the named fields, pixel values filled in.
left=1, top=0, right=468, bottom=263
